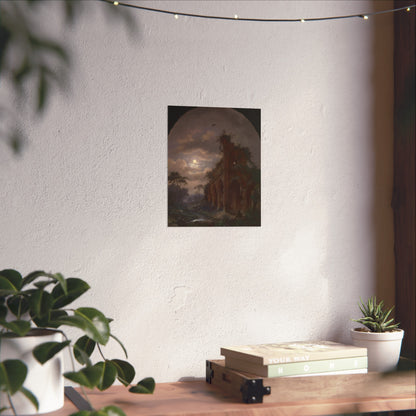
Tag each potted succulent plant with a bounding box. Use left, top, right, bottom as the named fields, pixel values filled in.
left=0, top=269, right=155, bottom=416
left=351, top=296, right=404, bottom=372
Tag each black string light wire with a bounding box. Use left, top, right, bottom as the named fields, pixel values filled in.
left=100, top=0, right=415, bottom=23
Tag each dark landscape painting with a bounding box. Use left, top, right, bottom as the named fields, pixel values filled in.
left=168, top=106, right=260, bottom=227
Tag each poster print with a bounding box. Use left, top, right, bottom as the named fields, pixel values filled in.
left=168, top=106, right=260, bottom=227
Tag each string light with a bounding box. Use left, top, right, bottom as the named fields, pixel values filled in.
left=99, top=0, right=415, bottom=23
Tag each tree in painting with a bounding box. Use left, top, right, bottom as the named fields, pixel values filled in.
left=168, top=171, right=189, bottom=208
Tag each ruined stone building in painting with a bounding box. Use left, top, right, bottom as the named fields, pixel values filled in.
left=205, top=133, right=260, bottom=217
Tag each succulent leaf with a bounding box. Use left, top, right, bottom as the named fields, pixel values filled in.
left=354, top=296, right=400, bottom=332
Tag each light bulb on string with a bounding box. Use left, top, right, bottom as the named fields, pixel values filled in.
left=101, top=1, right=415, bottom=24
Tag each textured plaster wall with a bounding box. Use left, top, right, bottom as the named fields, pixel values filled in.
left=0, top=1, right=394, bottom=382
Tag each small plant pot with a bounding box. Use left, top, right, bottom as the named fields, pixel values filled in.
left=0, top=329, right=64, bottom=415
left=350, top=328, right=404, bottom=372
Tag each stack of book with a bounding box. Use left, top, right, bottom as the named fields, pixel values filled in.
left=220, top=340, right=368, bottom=378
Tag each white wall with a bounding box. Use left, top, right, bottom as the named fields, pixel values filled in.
left=0, top=1, right=394, bottom=382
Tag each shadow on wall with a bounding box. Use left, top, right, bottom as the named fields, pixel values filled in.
left=371, top=4, right=395, bottom=307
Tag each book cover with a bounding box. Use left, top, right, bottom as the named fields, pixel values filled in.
left=220, top=341, right=367, bottom=365
left=225, top=355, right=368, bottom=377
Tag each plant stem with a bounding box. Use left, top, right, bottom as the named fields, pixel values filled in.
left=97, top=344, right=106, bottom=361
left=61, top=332, right=94, bottom=411
left=7, top=393, right=17, bottom=416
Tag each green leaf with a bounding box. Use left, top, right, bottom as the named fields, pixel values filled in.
left=110, top=359, right=135, bottom=386
left=74, top=308, right=110, bottom=345
left=0, top=276, right=19, bottom=296
left=0, top=304, right=7, bottom=321
left=22, top=270, right=49, bottom=287
left=64, top=366, right=102, bottom=389
left=47, top=310, right=69, bottom=328
left=128, top=377, right=155, bottom=394
left=33, top=340, right=70, bottom=364
left=0, top=270, right=22, bottom=291
left=68, top=412, right=91, bottom=416
left=37, top=67, right=48, bottom=113
left=19, top=386, right=39, bottom=411
left=55, top=309, right=109, bottom=346
left=69, top=407, right=126, bottom=416
left=97, top=406, right=127, bottom=416
left=94, top=361, right=117, bottom=391
left=52, top=315, right=89, bottom=333
left=0, top=319, right=31, bottom=336
left=0, top=359, right=27, bottom=395
left=12, top=56, right=33, bottom=86
left=74, top=335, right=96, bottom=365
left=51, top=278, right=90, bottom=308
left=7, top=295, right=30, bottom=318
left=23, top=271, right=68, bottom=295
left=29, top=290, right=53, bottom=326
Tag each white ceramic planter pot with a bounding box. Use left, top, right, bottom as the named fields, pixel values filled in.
left=351, top=328, right=404, bottom=372
left=0, top=329, right=64, bottom=415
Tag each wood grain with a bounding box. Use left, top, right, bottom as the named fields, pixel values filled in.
left=49, top=366, right=415, bottom=416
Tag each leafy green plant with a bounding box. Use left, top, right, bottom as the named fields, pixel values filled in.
left=353, top=296, right=400, bottom=333
left=0, top=0, right=134, bottom=154
left=0, top=269, right=154, bottom=416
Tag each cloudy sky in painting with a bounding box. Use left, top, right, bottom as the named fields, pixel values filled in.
left=168, top=107, right=260, bottom=195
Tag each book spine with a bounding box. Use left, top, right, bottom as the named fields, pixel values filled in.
left=285, top=368, right=368, bottom=377
left=267, top=356, right=368, bottom=377
left=225, top=356, right=368, bottom=377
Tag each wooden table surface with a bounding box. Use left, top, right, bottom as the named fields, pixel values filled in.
left=51, top=371, right=416, bottom=416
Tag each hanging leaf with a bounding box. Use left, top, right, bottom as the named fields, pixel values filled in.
left=64, top=366, right=102, bottom=389
left=51, top=278, right=90, bottom=308
left=33, top=340, right=70, bottom=364
left=94, top=361, right=117, bottom=391
left=128, top=377, right=155, bottom=394
left=54, top=309, right=109, bottom=346
left=47, top=310, right=69, bottom=329
left=0, top=319, right=31, bottom=336
left=19, top=386, right=39, bottom=411
left=74, top=308, right=110, bottom=345
left=110, top=359, right=135, bottom=386
left=74, top=335, right=96, bottom=365
left=0, top=359, right=27, bottom=395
